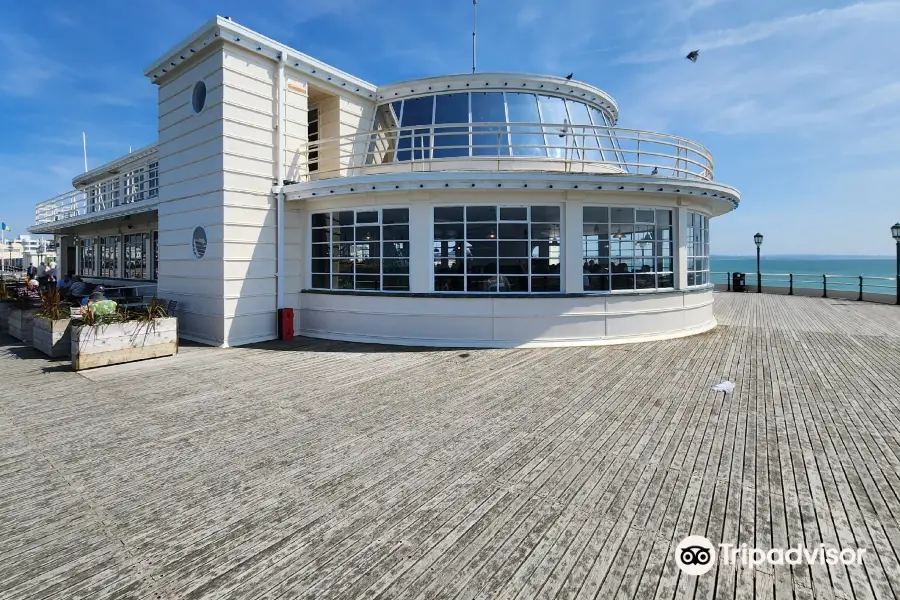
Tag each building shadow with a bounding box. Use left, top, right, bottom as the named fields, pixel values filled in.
left=243, top=335, right=479, bottom=355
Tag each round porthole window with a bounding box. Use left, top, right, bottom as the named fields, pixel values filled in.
left=191, top=81, right=207, bottom=113
left=192, top=226, right=207, bottom=259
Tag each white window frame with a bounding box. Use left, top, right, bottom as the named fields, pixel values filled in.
left=582, top=204, right=675, bottom=293
left=430, top=203, right=564, bottom=294
left=686, top=211, right=710, bottom=287
left=308, top=206, right=411, bottom=292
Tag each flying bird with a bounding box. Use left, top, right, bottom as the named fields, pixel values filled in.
left=565, top=73, right=573, bottom=80
left=712, top=380, right=735, bottom=395
left=686, top=50, right=700, bottom=62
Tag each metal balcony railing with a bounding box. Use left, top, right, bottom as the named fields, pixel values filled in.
left=34, top=163, right=159, bottom=226
left=301, top=122, right=715, bottom=182
left=712, top=271, right=898, bottom=302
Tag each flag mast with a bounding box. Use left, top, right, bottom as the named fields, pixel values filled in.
left=472, top=0, right=477, bottom=73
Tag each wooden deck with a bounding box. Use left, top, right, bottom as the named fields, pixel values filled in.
left=2, top=292, right=900, bottom=600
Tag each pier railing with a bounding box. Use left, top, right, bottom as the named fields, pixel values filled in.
left=711, top=271, right=898, bottom=303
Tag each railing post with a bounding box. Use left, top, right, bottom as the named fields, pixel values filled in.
left=858, top=275, right=863, bottom=301
left=727, top=272, right=731, bottom=292
left=636, top=137, right=641, bottom=174
left=822, top=274, right=827, bottom=298
left=789, top=274, right=793, bottom=295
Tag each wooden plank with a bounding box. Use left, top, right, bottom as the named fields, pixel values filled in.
left=0, top=293, right=898, bottom=599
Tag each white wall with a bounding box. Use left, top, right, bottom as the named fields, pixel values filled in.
left=297, top=290, right=716, bottom=347
left=220, top=44, right=279, bottom=345
left=155, top=45, right=227, bottom=345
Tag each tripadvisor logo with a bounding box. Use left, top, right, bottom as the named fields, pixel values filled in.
left=676, top=536, right=717, bottom=575
left=676, top=536, right=867, bottom=575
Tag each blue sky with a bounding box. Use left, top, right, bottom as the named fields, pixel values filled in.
left=1, top=0, right=898, bottom=255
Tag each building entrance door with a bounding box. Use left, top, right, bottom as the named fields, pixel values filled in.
left=67, top=246, right=76, bottom=276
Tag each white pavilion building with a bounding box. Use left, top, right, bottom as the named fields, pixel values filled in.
left=29, top=16, right=740, bottom=348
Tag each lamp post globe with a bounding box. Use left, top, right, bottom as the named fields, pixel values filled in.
left=892, top=223, right=900, bottom=305
left=754, top=233, right=763, bottom=293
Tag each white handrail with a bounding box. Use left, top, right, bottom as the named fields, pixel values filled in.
left=302, top=122, right=716, bottom=183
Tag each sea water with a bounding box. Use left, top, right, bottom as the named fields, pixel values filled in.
left=710, top=256, right=896, bottom=294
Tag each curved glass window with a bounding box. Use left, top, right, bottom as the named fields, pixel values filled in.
left=433, top=93, right=469, bottom=158
left=398, top=96, right=433, bottom=161
left=470, top=93, right=508, bottom=156
left=373, top=92, right=615, bottom=162
left=686, top=212, right=710, bottom=286
left=538, top=95, right=569, bottom=159
left=582, top=206, right=674, bottom=291
left=506, top=93, right=543, bottom=156
left=434, top=205, right=561, bottom=293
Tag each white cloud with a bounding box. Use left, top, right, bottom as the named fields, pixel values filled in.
left=617, top=1, right=900, bottom=64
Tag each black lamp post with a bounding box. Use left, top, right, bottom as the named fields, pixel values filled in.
left=754, top=232, right=763, bottom=293
left=892, top=222, right=900, bottom=305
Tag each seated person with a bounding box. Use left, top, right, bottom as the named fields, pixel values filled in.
left=57, top=274, right=72, bottom=290
left=68, top=276, right=89, bottom=298
left=19, top=279, right=42, bottom=308
left=84, top=288, right=118, bottom=319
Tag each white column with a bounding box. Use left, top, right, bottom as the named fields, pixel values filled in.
left=408, top=200, right=431, bottom=293
left=676, top=206, right=688, bottom=289
left=564, top=200, right=583, bottom=293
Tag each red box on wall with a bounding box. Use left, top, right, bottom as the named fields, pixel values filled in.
left=278, top=308, right=294, bottom=341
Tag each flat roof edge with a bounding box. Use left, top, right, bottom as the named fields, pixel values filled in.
left=72, top=143, right=158, bottom=188
left=144, top=16, right=377, bottom=97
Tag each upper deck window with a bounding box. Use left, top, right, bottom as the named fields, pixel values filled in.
left=375, top=91, right=613, bottom=161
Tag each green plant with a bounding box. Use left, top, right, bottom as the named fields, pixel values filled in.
left=0, top=280, right=10, bottom=301
left=37, top=288, right=66, bottom=320
left=143, top=297, right=169, bottom=321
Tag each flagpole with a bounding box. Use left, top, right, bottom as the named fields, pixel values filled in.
left=82, top=132, right=88, bottom=172
left=472, top=0, right=477, bottom=74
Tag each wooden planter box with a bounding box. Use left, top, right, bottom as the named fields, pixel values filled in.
left=9, top=308, right=39, bottom=343
left=0, top=301, right=13, bottom=334
left=33, top=316, right=72, bottom=358
left=71, top=317, right=178, bottom=371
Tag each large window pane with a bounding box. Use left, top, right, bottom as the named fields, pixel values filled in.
left=310, top=208, right=410, bottom=291
left=590, top=107, right=617, bottom=165
left=506, top=93, right=545, bottom=157
left=470, top=92, right=508, bottom=156
left=538, top=95, right=569, bottom=159
left=687, top=212, right=710, bottom=287
left=124, top=233, right=148, bottom=280
left=100, top=236, right=119, bottom=278
left=434, top=204, right=561, bottom=293
left=398, top=96, right=434, bottom=161
left=80, top=238, right=96, bottom=277
left=567, top=100, right=602, bottom=162
left=433, top=93, right=469, bottom=158
left=582, top=206, right=674, bottom=292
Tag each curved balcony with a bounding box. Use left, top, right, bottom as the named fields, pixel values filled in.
left=303, top=123, right=714, bottom=183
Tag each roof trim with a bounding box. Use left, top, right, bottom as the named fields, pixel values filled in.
left=144, top=16, right=377, bottom=100
left=28, top=202, right=158, bottom=235
left=72, top=143, right=158, bottom=188
left=283, top=172, right=740, bottom=214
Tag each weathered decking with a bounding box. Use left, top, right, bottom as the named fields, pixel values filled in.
left=2, top=292, right=899, bottom=600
